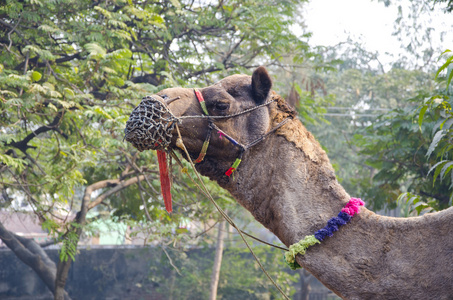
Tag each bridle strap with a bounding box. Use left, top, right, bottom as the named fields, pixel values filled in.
left=209, top=117, right=292, bottom=176
left=192, top=88, right=291, bottom=176
left=192, top=88, right=211, bottom=164
left=194, top=125, right=212, bottom=163
left=209, top=117, right=292, bottom=151
left=194, top=88, right=209, bottom=116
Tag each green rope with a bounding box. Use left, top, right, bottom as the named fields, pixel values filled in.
left=284, top=235, right=320, bottom=270
left=200, top=101, right=209, bottom=116
left=231, top=158, right=241, bottom=169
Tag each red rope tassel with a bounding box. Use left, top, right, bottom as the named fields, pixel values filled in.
left=225, top=167, right=235, bottom=177
left=157, top=150, right=172, bottom=213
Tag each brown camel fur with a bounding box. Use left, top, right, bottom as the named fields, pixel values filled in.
left=125, top=67, right=453, bottom=299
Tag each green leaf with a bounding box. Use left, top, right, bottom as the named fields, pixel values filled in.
left=426, top=130, right=446, bottom=158
left=94, top=6, right=112, bottom=18
left=94, top=107, right=113, bottom=119
left=428, top=160, right=447, bottom=176
left=63, top=88, right=75, bottom=97
left=433, top=161, right=448, bottom=185
left=440, top=161, right=453, bottom=181
left=31, top=71, right=42, bottom=82
left=175, top=228, right=189, bottom=234
left=418, top=105, right=428, bottom=130
left=440, top=118, right=453, bottom=130
left=84, top=42, right=106, bottom=58
left=0, top=153, right=27, bottom=171
left=439, top=49, right=452, bottom=57
left=447, top=64, right=453, bottom=92
left=435, top=55, right=453, bottom=80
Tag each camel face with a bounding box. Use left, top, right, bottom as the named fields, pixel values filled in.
left=125, top=67, right=275, bottom=177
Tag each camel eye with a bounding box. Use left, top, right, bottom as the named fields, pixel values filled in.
left=215, top=102, right=229, bottom=111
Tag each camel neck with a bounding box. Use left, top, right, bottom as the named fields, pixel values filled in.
left=205, top=113, right=453, bottom=299
left=222, top=124, right=352, bottom=247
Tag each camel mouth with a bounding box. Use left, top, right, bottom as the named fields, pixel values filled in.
left=124, top=95, right=178, bottom=151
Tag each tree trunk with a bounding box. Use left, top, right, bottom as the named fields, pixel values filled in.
left=208, top=219, right=225, bottom=300
left=168, top=269, right=176, bottom=300
left=299, top=269, right=312, bottom=300
left=0, top=221, right=71, bottom=300
left=0, top=176, right=147, bottom=300
left=53, top=176, right=145, bottom=300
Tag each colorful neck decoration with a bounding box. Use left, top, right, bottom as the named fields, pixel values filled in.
left=284, top=198, right=365, bottom=270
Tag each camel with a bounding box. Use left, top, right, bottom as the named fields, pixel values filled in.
left=124, top=67, right=453, bottom=299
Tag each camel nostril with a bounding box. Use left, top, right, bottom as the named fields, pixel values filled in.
left=165, top=96, right=181, bottom=105
left=124, top=95, right=178, bottom=151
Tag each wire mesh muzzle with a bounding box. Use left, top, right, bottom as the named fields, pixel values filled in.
left=124, top=96, right=178, bottom=151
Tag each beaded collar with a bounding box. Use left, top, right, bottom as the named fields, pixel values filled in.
left=285, top=198, right=365, bottom=270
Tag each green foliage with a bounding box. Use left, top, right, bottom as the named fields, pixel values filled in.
left=309, top=51, right=435, bottom=201
left=434, top=0, right=453, bottom=12
left=353, top=94, right=452, bottom=211
left=307, top=43, right=453, bottom=213
left=0, top=3, right=320, bottom=296
left=435, top=50, right=453, bottom=89
left=335, top=49, right=453, bottom=213
left=416, top=50, right=453, bottom=208
left=59, top=226, right=80, bottom=262
left=397, top=192, right=438, bottom=216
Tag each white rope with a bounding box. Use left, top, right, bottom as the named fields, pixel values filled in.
left=174, top=124, right=290, bottom=300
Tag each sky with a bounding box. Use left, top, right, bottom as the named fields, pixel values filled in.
left=303, top=0, right=453, bottom=69
left=304, top=0, right=397, bottom=50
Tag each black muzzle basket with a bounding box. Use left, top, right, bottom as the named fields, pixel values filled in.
left=124, top=96, right=178, bottom=151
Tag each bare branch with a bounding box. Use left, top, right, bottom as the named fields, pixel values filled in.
left=161, top=245, right=182, bottom=276
left=87, top=175, right=146, bottom=210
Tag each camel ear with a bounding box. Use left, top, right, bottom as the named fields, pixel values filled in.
left=251, top=66, right=272, bottom=104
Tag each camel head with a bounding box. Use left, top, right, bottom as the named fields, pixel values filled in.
left=125, top=67, right=294, bottom=182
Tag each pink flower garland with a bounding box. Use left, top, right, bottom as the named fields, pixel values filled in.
left=341, top=198, right=365, bottom=216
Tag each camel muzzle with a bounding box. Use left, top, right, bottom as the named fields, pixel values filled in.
left=124, top=95, right=178, bottom=151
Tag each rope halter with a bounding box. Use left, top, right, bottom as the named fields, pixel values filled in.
left=124, top=89, right=292, bottom=176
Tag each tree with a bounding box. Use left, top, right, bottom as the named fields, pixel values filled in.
left=434, top=0, right=453, bottom=12
left=410, top=49, right=453, bottom=210
left=305, top=43, right=437, bottom=210
left=354, top=91, right=451, bottom=212
left=209, top=219, right=225, bottom=300
left=331, top=1, right=453, bottom=213
left=0, top=0, right=315, bottom=298
left=311, top=47, right=452, bottom=213
left=376, top=0, right=452, bottom=70
left=303, top=0, right=452, bottom=212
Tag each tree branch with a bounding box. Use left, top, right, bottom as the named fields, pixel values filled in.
left=7, top=110, right=65, bottom=153
left=15, top=52, right=82, bottom=71
left=87, top=175, right=146, bottom=210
